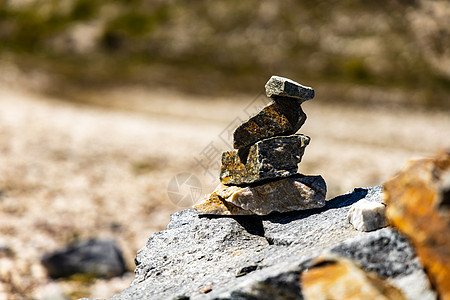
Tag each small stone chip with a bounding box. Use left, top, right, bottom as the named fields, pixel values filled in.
left=220, top=134, right=310, bottom=185
left=265, top=75, right=314, bottom=101
left=347, top=199, right=388, bottom=232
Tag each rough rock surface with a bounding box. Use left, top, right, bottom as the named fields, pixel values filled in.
left=265, top=75, right=315, bottom=101
left=384, top=150, right=450, bottom=300
left=41, top=239, right=127, bottom=279
left=301, top=255, right=407, bottom=300
left=220, top=134, right=310, bottom=185
left=347, top=199, right=388, bottom=232
left=233, top=98, right=307, bottom=149
left=195, top=174, right=326, bottom=215
left=112, top=186, right=435, bottom=299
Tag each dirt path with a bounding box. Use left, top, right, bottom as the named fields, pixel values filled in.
left=0, top=86, right=449, bottom=299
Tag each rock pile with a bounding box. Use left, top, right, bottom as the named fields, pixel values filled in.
left=194, top=76, right=326, bottom=215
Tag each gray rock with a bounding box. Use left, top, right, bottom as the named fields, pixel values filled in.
left=220, top=134, right=310, bottom=185
left=233, top=98, right=307, bottom=149
left=41, top=239, right=127, bottom=279
left=347, top=199, right=388, bottom=231
left=330, top=227, right=421, bottom=279
left=112, top=186, right=435, bottom=299
left=265, top=76, right=314, bottom=101
left=330, top=228, right=436, bottom=300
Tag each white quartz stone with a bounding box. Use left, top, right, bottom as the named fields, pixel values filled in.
left=347, top=199, right=388, bottom=232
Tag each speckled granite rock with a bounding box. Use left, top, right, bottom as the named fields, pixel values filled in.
left=265, top=75, right=315, bottom=101
left=111, top=186, right=436, bottom=300
left=195, top=174, right=326, bottom=215
left=220, top=134, right=310, bottom=185
left=233, top=98, right=307, bottom=149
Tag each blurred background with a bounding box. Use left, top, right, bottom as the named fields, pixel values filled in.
left=0, top=0, right=449, bottom=298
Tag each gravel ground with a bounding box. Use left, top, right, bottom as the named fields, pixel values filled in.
left=0, top=86, right=449, bottom=299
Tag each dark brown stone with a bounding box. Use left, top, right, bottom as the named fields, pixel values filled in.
left=221, top=134, right=310, bottom=185
left=233, top=98, right=307, bottom=149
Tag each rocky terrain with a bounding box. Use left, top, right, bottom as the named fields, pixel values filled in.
left=110, top=78, right=449, bottom=299
left=0, top=83, right=449, bottom=298
left=112, top=186, right=436, bottom=299
left=113, top=150, right=449, bottom=299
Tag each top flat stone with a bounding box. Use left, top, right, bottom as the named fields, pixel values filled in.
left=265, top=76, right=314, bottom=101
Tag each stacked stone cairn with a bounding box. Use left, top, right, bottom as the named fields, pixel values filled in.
left=194, top=76, right=327, bottom=215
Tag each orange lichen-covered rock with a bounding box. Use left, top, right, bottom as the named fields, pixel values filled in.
left=301, top=255, right=407, bottom=300
left=383, top=150, right=450, bottom=300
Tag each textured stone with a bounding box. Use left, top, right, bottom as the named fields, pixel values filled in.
left=112, top=186, right=435, bottom=300
left=195, top=174, right=326, bottom=215
left=383, top=150, right=450, bottom=300
left=301, top=255, right=407, bottom=300
left=265, top=75, right=315, bottom=101
left=220, top=134, right=310, bottom=185
left=347, top=199, right=388, bottom=232
left=192, top=188, right=252, bottom=216
left=330, top=227, right=423, bottom=279
left=233, top=98, right=307, bottom=149
left=41, top=239, right=126, bottom=279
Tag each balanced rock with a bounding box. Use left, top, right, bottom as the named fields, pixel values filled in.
left=233, top=97, right=307, bottom=149
left=301, top=255, right=407, bottom=300
left=220, top=134, right=310, bottom=185
left=265, top=75, right=315, bottom=101
left=265, top=76, right=314, bottom=102
left=195, top=174, right=326, bottom=215
left=347, top=199, right=388, bottom=232
left=383, top=150, right=450, bottom=300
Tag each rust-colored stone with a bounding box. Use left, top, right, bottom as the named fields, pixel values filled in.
left=220, top=134, right=310, bottom=185
left=301, top=255, right=407, bottom=300
left=383, top=150, right=450, bottom=300
left=193, top=189, right=252, bottom=216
